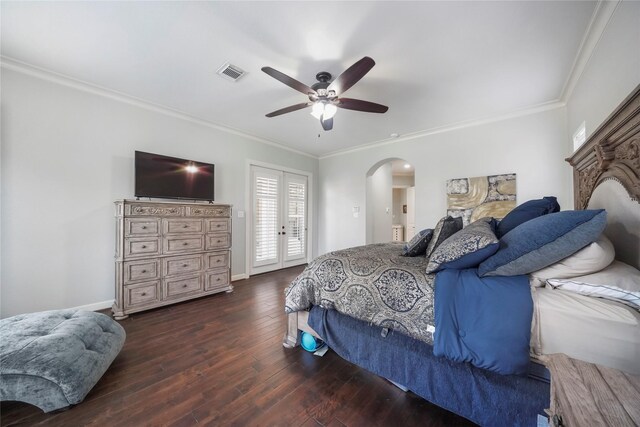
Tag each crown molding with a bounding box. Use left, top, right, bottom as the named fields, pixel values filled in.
left=319, top=100, right=566, bottom=159
left=319, top=1, right=619, bottom=160
left=559, top=0, right=620, bottom=103
left=3, top=50, right=578, bottom=162
left=0, top=56, right=318, bottom=160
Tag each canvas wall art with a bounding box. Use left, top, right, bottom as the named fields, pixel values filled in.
left=446, top=173, right=516, bottom=226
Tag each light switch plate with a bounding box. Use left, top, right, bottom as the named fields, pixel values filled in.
left=237, top=210, right=245, bottom=218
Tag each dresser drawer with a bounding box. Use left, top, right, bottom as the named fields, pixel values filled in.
left=163, top=254, right=203, bottom=277
left=126, top=204, right=184, bottom=217
left=124, top=280, right=160, bottom=308
left=206, top=219, right=230, bottom=233
left=163, top=219, right=203, bottom=234
left=206, top=251, right=229, bottom=269
left=163, top=274, right=203, bottom=300
left=163, top=235, right=205, bottom=255
left=206, top=233, right=230, bottom=250
left=205, top=270, right=230, bottom=291
left=124, top=259, right=160, bottom=284
left=124, top=237, right=161, bottom=258
left=125, top=218, right=160, bottom=236
left=187, top=205, right=231, bottom=218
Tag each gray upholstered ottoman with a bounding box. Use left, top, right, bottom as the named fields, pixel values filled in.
left=0, top=309, right=125, bottom=412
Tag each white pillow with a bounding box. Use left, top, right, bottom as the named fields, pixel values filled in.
left=546, top=261, right=640, bottom=310
left=529, top=235, right=614, bottom=287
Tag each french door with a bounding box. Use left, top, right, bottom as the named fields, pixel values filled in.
left=251, top=166, right=308, bottom=275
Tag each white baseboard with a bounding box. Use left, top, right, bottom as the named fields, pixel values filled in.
left=72, top=300, right=114, bottom=312
left=70, top=275, right=246, bottom=313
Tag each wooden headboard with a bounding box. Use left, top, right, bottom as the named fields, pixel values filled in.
left=566, top=84, right=640, bottom=269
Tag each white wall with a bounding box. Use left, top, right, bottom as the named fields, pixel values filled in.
left=567, top=1, right=640, bottom=146
left=392, top=188, right=407, bottom=228
left=0, top=69, right=319, bottom=317
left=392, top=173, right=413, bottom=232
left=392, top=174, right=415, bottom=187
left=318, top=107, right=570, bottom=254
left=366, top=162, right=393, bottom=244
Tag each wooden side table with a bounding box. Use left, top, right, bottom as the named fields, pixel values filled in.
left=546, top=353, right=640, bottom=426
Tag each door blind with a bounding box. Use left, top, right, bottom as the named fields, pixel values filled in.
left=287, top=180, right=306, bottom=257
left=255, top=175, right=279, bottom=263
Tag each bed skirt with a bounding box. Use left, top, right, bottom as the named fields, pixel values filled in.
left=307, top=306, right=549, bottom=427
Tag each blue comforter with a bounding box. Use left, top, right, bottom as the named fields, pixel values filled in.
left=434, top=268, right=533, bottom=375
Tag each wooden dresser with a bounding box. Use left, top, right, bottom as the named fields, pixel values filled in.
left=113, top=200, right=232, bottom=319
left=546, top=353, right=640, bottom=427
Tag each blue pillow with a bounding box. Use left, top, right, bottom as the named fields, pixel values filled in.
left=402, top=229, right=434, bottom=257
left=478, top=210, right=606, bottom=277
left=426, top=218, right=499, bottom=273
left=496, top=196, right=560, bottom=238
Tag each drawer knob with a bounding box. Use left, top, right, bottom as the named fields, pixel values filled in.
left=216, top=259, right=221, bottom=263
left=141, top=292, right=147, bottom=296
left=217, top=240, right=221, bottom=243
left=183, top=242, right=189, bottom=246
left=216, top=278, right=221, bottom=281
left=216, top=224, right=221, bottom=227
left=141, top=269, right=147, bottom=273
left=182, top=264, right=188, bottom=267
left=142, top=245, right=147, bottom=249
left=142, top=226, right=147, bottom=229
left=182, top=284, right=188, bottom=288
left=183, top=225, right=189, bottom=228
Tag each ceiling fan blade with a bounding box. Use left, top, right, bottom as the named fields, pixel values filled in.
left=337, top=98, right=388, bottom=113
left=262, top=67, right=317, bottom=96
left=265, top=102, right=312, bottom=118
left=320, top=116, right=334, bottom=131
left=327, top=56, right=375, bottom=95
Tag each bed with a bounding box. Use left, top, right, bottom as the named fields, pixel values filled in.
left=283, top=85, right=640, bottom=426
left=531, top=286, right=640, bottom=375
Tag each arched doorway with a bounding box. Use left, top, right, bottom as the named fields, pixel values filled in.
left=366, top=158, right=415, bottom=244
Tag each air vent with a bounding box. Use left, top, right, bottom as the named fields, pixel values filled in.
left=217, top=63, right=246, bottom=82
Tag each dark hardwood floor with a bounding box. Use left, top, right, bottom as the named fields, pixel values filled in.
left=1, top=266, right=475, bottom=426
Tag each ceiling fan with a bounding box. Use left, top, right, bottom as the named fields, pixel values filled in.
left=261, top=56, right=388, bottom=131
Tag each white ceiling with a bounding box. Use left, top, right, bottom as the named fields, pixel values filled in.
left=1, top=1, right=597, bottom=157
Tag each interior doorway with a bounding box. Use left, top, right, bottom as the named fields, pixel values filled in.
left=366, top=159, right=415, bottom=244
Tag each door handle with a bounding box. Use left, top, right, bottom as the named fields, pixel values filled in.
left=282, top=231, right=286, bottom=235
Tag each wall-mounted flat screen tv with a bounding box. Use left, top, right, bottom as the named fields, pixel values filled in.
left=135, top=151, right=215, bottom=201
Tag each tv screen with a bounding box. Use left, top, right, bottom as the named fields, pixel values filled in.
left=135, top=151, right=215, bottom=201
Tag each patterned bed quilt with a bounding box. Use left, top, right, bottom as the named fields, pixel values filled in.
left=285, top=242, right=534, bottom=375
left=285, top=242, right=437, bottom=345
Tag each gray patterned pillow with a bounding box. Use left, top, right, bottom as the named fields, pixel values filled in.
left=425, top=216, right=463, bottom=259
left=426, top=217, right=499, bottom=273
left=402, top=229, right=434, bottom=257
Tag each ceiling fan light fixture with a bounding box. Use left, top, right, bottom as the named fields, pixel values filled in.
left=263, top=56, right=387, bottom=132
left=311, top=102, right=337, bottom=121
left=310, top=102, right=324, bottom=119
left=323, top=103, right=337, bottom=120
